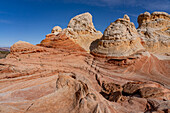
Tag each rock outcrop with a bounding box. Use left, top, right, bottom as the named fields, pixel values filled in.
left=39, top=33, right=86, bottom=52
left=101, top=82, right=123, bottom=102
left=122, top=82, right=165, bottom=98
left=137, top=11, right=170, bottom=54
left=61, top=12, right=102, bottom=52
left=40, top=12, right=102, bottom=52
left=92, top=15, right=144, bottom=57
left=0, top=12, right=170, bottom=113
left=45, top=26, right=62, bottom=40
left=10, top=41, right=46, bottom=53
left=26, top=74, right=111, bottom=113
left=51, top=26, right=62, bottom=34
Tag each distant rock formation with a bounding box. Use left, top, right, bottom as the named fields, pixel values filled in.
left=137, top=11, right=170, bottom=54
left=0, top=47, right=10, bottom=52
left=92, top=15, right=144, bottom=57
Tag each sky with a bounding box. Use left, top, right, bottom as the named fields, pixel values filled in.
left=0, top=0, right=170, bottom=47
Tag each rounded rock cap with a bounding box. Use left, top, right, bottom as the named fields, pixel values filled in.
left=51, top=26, right=62, bottom=33
left=91, top=16, right=144, bottom=57
left=123, top=14, right=130, bottom=21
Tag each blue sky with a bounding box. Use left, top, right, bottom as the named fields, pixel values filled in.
left=0, top=0, right=170, bottom=47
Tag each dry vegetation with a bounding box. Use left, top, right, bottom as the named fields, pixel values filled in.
left=0, top=51, right=10, bottom=59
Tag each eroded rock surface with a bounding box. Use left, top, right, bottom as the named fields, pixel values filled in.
left=38, top=33, right=85, bottom=52
left=10, top=41, right=46, bottom=53
left=101, top=81, right=123, bottom=102
left=40, top=12, right=102, bottom=52
left=0, top=12, right=170, bottom=113
left=51, top=26, right=62, bottom=34
left=146, top=99, right=170, bottom=112
left=26, top=74, right=111, bottom=113
left=92, top=15, right=144, bottom=57
left=137, top=11, right=170, bottom=54
left=63, top=12, right=102, bottom=52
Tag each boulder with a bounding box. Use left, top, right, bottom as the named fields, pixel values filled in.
left=123, top=82, right=166, bottom=99
left=101, top=81, right=123, bottom=102
left=139, top=87, right=163, bottom=98
left=92, top=14, right=144, bottom=57
left=146, top=99, right=170, bottom=112
left=123, top=82, right=143, bottom=95
left=137, top=11, right=170, bottom=54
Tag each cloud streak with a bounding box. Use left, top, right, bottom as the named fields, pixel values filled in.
left=140, top=0, right=170, bottom=11
left=63, top=0, right=170, bottom=12
left=24, top=0, right=170, bottom=11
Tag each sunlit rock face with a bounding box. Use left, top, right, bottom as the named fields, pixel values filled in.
left=1, top=12, right=169, bottom=113
left=10, top=41, right=46, bottom=53
left=63, top=12, right=102, bottom=52
left=137, top=11, right=170, bottom=54
left=92, top=15, right=144, bottom=57
left=67, top=12, right=97, bottom=33
left=39, top=12, right=102, bottom=52
left=51, top=26, right=62, bottom=35
left=44, top=26, right=62, bottom=40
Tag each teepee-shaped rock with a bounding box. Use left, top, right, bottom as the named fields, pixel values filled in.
left=63, top=12, right=102, bottom=52
left=92, top=15, right=144, bottom=57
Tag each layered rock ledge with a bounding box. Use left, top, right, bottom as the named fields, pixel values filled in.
left=137, top=11, right=170, bottom=54
left=0, top=12, right=169, bottom=113
left=91, top=15, right=144, bottom=57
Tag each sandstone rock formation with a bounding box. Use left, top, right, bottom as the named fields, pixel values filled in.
left=45, top=26, right=62, bottom=40
left=0, top=35, right=169, bottom=113
left=39, top=33, right=86, bottom=52
left=101, top=82, right=123, bottom=102
left=92, top=15, right=144, bottom=57
left=51, top=26, right=62, bottom=34
left=65, top=12, right=102, bottom=51
left=0, top=12, right=170, bottom=113
left=40, top=12, right=102, bottom=52
left=26, top=74, right=111, bottom=113
left=10, top=41, right=46, bottom=53
left=137, top=11, right=170, bottom=54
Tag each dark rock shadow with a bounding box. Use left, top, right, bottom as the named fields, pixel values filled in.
left=89, top=39, right=100, bottom=52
